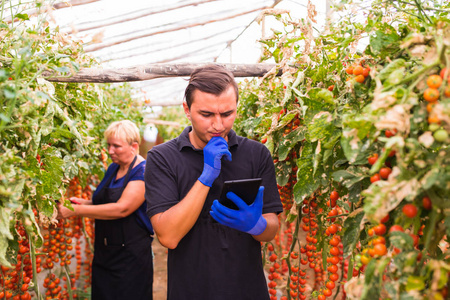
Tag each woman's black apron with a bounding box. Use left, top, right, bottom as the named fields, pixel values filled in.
left=91, top=156, right=153, bottom=300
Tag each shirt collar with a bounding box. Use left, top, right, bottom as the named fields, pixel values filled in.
left=177, top=126, right=239, bottom=151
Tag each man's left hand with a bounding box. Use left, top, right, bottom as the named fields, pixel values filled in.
left=210, top=186, right=267, bottom=235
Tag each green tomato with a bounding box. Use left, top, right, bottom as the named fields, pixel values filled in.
left=433, top=129, right=448, bottom=142
left=429, top=123, right=440, bottom=132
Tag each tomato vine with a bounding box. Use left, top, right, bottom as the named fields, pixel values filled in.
left=235, top=1, right=450, bottom=299
left=1, top=3, right=144, bottom=299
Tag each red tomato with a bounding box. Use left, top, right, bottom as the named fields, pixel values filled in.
left=389, top=225, right=404, bottom=233
left=330, top=247, right=340, bottom=256
left=385, top=129, right=397, bottom=137
left=368, top=153, right=378, bottom=165
left=326, top=281, right=335, bottom=290
left=330, top=190, right=339, bottom=201
left=328, top=224, right=338, bottom=234
left=380, top=214, right=389, bottom=223
left=373, top=244, right=387, bottom=256
left=379, top=167, right=392, bottom=179
left=329, top=273, right=339, bottom=282
left=422, top=196, right=432, bottom=210
left=373, top=224, right=386, bottom=236
left=370, top=173, right=381, bottom=183
left=402, top=204, right=418, bottom=218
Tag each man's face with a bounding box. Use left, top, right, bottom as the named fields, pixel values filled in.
left=183, top=85, right=237, bottom=149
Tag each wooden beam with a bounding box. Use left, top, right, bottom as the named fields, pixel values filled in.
left=43, top=63, right=282, bottom=83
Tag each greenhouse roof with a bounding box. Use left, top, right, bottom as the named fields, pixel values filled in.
left=5, top=0, right=328, bottom=106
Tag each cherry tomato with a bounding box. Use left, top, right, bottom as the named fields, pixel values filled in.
left=434, top=129, right=448, bottom=142
left=389, top=225, right=404, bottom=233
left=368, top=153, right=378, bottom=165
left=426, top=74, right=443, bottom=89
left=379, top=167, right=392, bottom=179
left=423, top=88, right=440, bottom=102
left=370, top=173, right=380, bottom=183
left=422, top=196, right=432, bottom=210
left=355, top=74, right=365, bottom=83
left=330, top=190, right=339, bottom=201
left=373, top=224, right=387, bottom=236
left=373, top=244, right=387, bottom=256
left=402, top=204, right=418, bottom=218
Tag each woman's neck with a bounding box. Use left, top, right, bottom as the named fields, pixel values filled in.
left=118, top=155, right=136, bottom=172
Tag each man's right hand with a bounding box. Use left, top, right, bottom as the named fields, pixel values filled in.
left=198, top=137, right=232, bottom=187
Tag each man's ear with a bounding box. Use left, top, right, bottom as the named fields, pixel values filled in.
left=183, top=102, right=191, bottom=121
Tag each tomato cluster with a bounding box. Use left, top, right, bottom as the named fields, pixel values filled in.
left=345, top=63, right=371, bottom=84
left=0, top=177, right=97, bottom=299
left=425, top=70, right=450, bottom=143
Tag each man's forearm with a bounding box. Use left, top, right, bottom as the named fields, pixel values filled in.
left=151, top=180, right=210, bottom=249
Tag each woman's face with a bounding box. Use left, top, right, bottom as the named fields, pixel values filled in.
left=106, top=136, right=136, bottom=165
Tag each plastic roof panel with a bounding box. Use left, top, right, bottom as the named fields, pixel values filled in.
left=6, top=0, right=325, bottom=106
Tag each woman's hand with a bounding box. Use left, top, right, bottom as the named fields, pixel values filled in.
left=57, top=202, right=77, bottom=219
left=69, top=197, right=92, bottom=205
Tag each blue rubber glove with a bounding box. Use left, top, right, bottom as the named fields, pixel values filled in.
left=210, top=186, right=267, bottom=235
left=198, top=137, right=232, bottom=187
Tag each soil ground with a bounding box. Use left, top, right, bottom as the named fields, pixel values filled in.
left=152, top=238, right=168, bottom=300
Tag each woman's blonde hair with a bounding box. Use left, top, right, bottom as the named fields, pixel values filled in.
left=104, top=120, right=141, bottom=145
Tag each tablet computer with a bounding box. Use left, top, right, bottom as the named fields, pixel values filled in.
left=219, top=178, right=262, bottom=210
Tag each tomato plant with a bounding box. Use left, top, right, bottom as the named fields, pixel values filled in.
left=0, top=3, right=143, bottom=299
left=234, top=1, right=450, bottom=299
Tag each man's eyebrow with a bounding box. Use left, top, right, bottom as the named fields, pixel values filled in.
left=198, top=109, right=235, bottom=114
left=198, top=109, right=213, bottom=114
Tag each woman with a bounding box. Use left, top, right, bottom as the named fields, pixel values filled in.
left=58, top=120, right=153, bottom=300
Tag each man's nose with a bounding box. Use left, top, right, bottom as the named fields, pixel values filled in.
left=212, top=115, right=224, bottom=131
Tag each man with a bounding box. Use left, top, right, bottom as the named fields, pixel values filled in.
left=145, top=64, right=282, bottom=299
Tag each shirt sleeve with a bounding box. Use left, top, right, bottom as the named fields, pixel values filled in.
left=144, top=148, right=181, bottom=219
left=258, top=145, right=283, bottom=215
left=128, top=160, right=145, bottom=182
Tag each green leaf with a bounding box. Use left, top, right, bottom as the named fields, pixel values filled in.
left=315, top=89, right=334, bottom=105
left=367, top=29, right=401, bottom=58
left=278, top=127, right=305, bottom=161
left=307, top=112, right=333, bottom=142
left=15, top=13, right=30, bottom=21
left=275, top=162, right=292, bottom=187
left=343, top=209, right=365, bottom=257
left=3, top=87, right=16, bottom=99
left=389, top=231, right=414, bottom=250
left=332, top=166, right=368, bottom=189
left=405, top=276, right=425, bottom=292
left=361, top=258, right=381, bottom=300
left=52, top=66, right=71, bottom=73
left=377, top=58, right=406, bottom=81
left=293, top=143, right=320, bottom=203
left=0, top=207, right=13, bottom=241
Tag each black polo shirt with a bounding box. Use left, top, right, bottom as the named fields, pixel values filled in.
left=145, top=126, right=282, bottom=300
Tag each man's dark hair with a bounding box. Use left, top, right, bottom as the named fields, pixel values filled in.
left=184, top=64, right=239, bottom=109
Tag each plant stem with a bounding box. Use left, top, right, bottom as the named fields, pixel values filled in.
left=64, top=265, right=74, bottom=300
left=382, top=60, right=440, bottom=92
left=28, top=236, right=43, bottom=300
